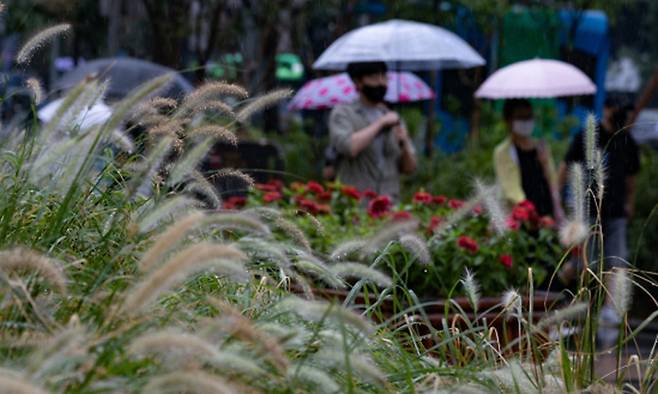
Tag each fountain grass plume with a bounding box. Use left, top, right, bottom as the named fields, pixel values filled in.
left=206, top=212, right=270, bottom=235
left=329, top=262, right=392, bottom=288
left=237, top=237, right=292, bottom=271
left=612, top=268, right=632, bottom=316
left=399, top=234, right=431, bottom=265
left=128, top=330, right=266, bottom=377
left=289, top=365, right=341, bottom=394
left=187, top=170, right=222, bottom=208
left=25, top=78, right=43, bottom=104
left=27, top=324, right=87, bottom=380
left=122, top=242, right=247, bottom=314
left=148, top=118, right=185, bottom=137
left=475, top=180, right=508, bottom=236
left=594, top=148, right=606, bottom=203
left=193, top=100, right=236, bottom=117
left=330, top=240, right=367, bottom=261
left=110, top=129, right=135, bottom=153
left=143, top=370, right=236, bottom=394
left=461, top=269, right=480, bottom=311
left=316, top=349, right=387, bottom=388
left=277, top=296, right=374, bottom=335
left=148, top=96, right=177, bottom=111
left=559, top=219, right=589, bottom=247
left=237, top=89, right=294, bottom=123
left=431, top=196, right=481, bottom=237
left=139, top=211, right=207, bottom=272
left=299, top=210, right=326, bottom=235
left=585, top=113, right=598, bottom=170
left=502, top=289, right=522, bottom=320
left=188, top=125, right=237, bottom=145
left=181, top=81, right=248, bottom=109
left=104, top=74, right=175, bottom=134
left=211, top=168, right=255, bottom=189
left=136, top=195, right=202, bottom=233
left=0, top=247, right=67, bottom=293
left=274, top=217, right=311, bottom=251
left=130, top=135, right=174, bottom=198
left=0, top=368, right=47, bottom=394
left=568, top=162, right=586, bottom=224
left=209, top=299, right=289, bottom=373
left=167, top=136, right=215, bottom=186
left=536, top=302, right=588, bottom=329
left=366, top=219, right=419, bottom=254
left=294, top=259, right=344, bottom=289
left=16, top=24, right=71, bottom=65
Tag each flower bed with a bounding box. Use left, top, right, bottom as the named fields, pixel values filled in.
left=236, top=180, right=563, bottom=300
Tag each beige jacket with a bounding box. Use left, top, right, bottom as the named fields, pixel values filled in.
left=493, top=137, right=558, bottom=205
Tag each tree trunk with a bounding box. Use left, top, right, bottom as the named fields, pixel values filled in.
left=261, top=20, right=280, bottom=133
left=142, top=0, right=190, bottom=69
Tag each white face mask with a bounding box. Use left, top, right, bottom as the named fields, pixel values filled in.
left=512, top=120, right=535, bottom=137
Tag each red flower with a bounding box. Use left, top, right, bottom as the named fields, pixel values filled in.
left=306, top=181, right=325, bottom=195
left=316, top=203, right=331, bottom=215
left=540, top=216, right=556, bottom=228
left=363, top=189, right=378, bottom=199
left=448, top=199, right=464, bottom=209
left=519, top=199, right=536, bottom=212
left=367, top=195, right=392, bottom=218
left=255, top=183, right=278, bottom=192
left=297, top=198, right=320, bottom=215
left=457, top=235, right=479, bottom=253
left=499, top=254, right=513, bottom=269
left=512, top=200, right=539, bottom=223
left=432, top=195, right=447, bottom=205
left=413, top=191, right=433, bottom=205
left=318, top=191, right=333, bottom=201
left=223, top=196, right=246, bottom=210
left=341, top=185, right=361, bottom=200
left=263, top=191, right=282, bottom=203
left=512, top=206, right=530, bottom=221
left=506, top=217, right=521, bottom=231
left=472, top=204, right=483, bottom=215
left=269, top=179, right=284, bottom=190
left=392, top=211, right=413, bottom=221
left=427, top=215, right=442, bottom=234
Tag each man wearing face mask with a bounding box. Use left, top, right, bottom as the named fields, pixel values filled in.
left=493, top=99, right=564, bottom=220
left=328, top=61, right=416, bottom=201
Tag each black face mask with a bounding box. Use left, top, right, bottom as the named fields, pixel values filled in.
left=361, top=84, right=387, bottom=103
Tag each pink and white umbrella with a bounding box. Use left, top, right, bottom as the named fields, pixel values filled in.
left=288, top=71, right=434, bottom=111
left=475, top=59, right=596, bottom=99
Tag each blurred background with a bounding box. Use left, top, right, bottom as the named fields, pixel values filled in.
left=2, top=0, right=658, bottom=309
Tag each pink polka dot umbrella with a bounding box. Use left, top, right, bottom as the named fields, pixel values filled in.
left=287, top=71, right=434, bottom=111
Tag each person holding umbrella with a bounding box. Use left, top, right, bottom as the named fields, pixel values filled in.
left=328, top=61, right=416, bottom=201
left=493, top=99, right=564, bottom=221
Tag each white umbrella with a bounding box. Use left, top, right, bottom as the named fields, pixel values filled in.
left=475, top=59, right=596, bottom=99
left=313, top=19, right=485, bottom=71
left=38, top=98, right=112, bottom=130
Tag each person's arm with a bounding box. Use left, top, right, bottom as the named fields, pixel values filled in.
left=395, top=124, right=417, bottom=174
left=625, top=176, right=637, bottom=218
left=347, top=112, right=399, bottom=158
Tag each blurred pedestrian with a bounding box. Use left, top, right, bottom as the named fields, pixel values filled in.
left=493, top=99, right=564, bottom=221
left=558, top=97, right=640, bottom=347
left=328, top=61, right=416, bottom=201
left=558, top=97, right=640, bottom=265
